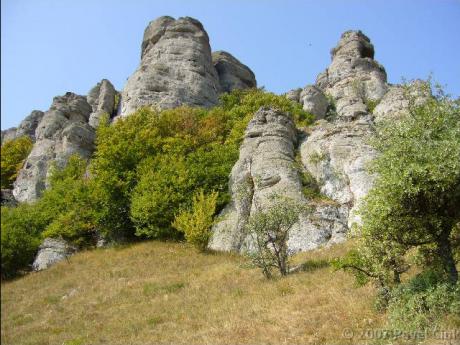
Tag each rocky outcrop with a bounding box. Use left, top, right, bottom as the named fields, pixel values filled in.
left=209, top=107, right=347, bottom=253
left=87, top=79, right=118, bottom=128
left=119, top=16, right=221, bottom=116
left=211, top=30, right=394, bottom=253
left=1, top=110, right=44, bottom=144
left=212, top=51, right=257, bottom=93
left=316, top=30, right=387, bottom=121
left=32, top=238, right=77, bottom=271
left=13, top=92, right=94, bottom=203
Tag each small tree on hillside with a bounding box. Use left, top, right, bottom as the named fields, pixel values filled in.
left=245, top=195, right=308, bottom=278
left=336, top=82, right=460, bottom=287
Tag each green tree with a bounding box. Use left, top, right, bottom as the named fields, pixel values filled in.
left=1, top=136, right=33, bottom=189
left=245, top=195, right=308, bottom=278
left=337, top=82, right=460, bottom=288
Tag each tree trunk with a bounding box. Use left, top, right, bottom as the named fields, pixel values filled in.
left=437, top=232, right=458, bottom=284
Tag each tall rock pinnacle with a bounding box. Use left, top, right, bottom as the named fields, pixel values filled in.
left=316, top=30, right=387, bottom=120
left=119, top=16, right=221, bottom=116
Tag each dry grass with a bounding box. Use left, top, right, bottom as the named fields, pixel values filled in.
left=1, top=241, right=386, bottom=345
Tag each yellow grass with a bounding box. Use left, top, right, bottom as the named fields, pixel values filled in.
left=1, top=241, right=385, bottom=345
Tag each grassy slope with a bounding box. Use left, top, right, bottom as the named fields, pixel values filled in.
left=1, top=241, right=385, bottom=345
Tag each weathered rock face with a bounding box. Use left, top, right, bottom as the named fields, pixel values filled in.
left=300, top=119, right=377, bottom=228
left=209, top=107, right=347, bottom=253
left=1, top=110, right=44, bottom=144
left=316, top=30, right=387, bottom=121
left=119, top=16, right=221, bottom=116
left=87, top=79, right=118, bottom=128
left=212, top=51, right=257, bottom=93
left=13, top=92, right=94, bottom=203
left=32, top=238, right=77, bottom=271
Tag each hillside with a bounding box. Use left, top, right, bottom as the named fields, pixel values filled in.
left=1, top=241, right=385, bottom=345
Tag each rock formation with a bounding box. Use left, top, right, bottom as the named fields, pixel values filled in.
left=212, top=30, right=391, bottom=252
left=212, top=51, right=257, bottom=92
left=316, top=30, right=387, bottom=120
left=87, top=79, right=118, bottom=128
left=300, top=119, right=376, bottom=228
left=32, top=238, right=77, bottom=271
left=373, top=80, right=431, bottom=123
left=119, top=16, right=256, bottom=117
left=209, top=107, right=347, bottom=253
left=299, top=30, right=385, bottom=229
left=13, top=92, right=95, bottom=202
left=119, top=16, right=221, bottom=116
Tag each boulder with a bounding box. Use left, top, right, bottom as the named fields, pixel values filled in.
left=87, top=79, right=118, bottom=128
left=285, top=88, right=302, bottom=103
left=13, top=92, right=94, bottom=203
left=299, top=85, right=328, bottom=119
left=212, top=51, right=257, bottom=93
left=32, top=238, right=77, bottom=271
left=119, top=16, right=221, bottom=116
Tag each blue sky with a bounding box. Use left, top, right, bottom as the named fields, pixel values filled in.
left=2, top=0, right=459, bottom=129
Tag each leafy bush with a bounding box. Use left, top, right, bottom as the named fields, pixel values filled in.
left=131, top=155, right=194, bottom=239
left=172, top=189, right=218, bottom=251
left=39, top=156, right=97, bottom=246
left=1, top=136, right=33, bottom=189
left=387, top=271, right=460, bottom=332
left=1, top=204, right=48, bottom=279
